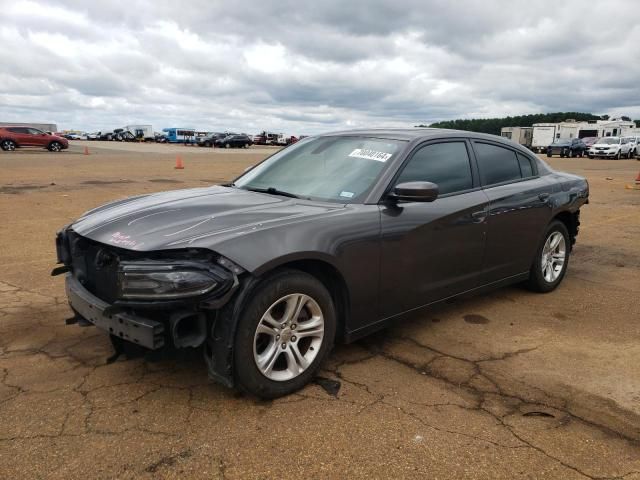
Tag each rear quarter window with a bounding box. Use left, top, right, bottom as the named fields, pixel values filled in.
left=517, top=153, right=535, bottom=178
left=473, top=142, right=522, bottom=186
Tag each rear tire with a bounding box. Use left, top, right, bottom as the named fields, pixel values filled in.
left=547, top=151, right=552, bottom=157
left=225, top=143, right=230, bottom=149
left=526, top=220, right=570, bottom=293
left=233, top=270, right=336, bottom=399
left=48, top=141, right=62, bottom=152
left=1, top=139, right=16, bottom=151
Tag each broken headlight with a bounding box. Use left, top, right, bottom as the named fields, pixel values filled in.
left=118, top=261, right=222, bottom=300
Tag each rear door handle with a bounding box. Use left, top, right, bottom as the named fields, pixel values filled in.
left=471, top=210, right=487, bottom=222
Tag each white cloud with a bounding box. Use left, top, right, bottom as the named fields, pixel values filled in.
left=0, top=0, right=639, bottom=134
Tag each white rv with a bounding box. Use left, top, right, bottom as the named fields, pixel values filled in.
left=125, top=125, right=154, bottom=141
left=531, top=124, right=559, bottom=153
left=500, top=127, right=532, bottom=147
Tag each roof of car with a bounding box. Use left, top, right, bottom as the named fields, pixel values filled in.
left=319, top=127, right=512, bottom=143
left=315, top=127, right=551, bottom=174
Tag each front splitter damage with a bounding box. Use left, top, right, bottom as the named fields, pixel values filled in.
left=60, top=271, right=244, bottom=389
left=54, top=227, right=249, bottom=387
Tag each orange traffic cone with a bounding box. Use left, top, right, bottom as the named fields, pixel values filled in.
left=84, top=146, right=90, bottom=155
left=625, top=171, right=640, bottom=190
left=174, top=156, right=184, bottom=169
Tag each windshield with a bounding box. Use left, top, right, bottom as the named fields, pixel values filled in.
left=233, top=136, right=405, bottom=203
left=599, top=138, right=619, bottom=144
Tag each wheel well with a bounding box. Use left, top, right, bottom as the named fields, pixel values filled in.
left=266, top=259, right=350, bottom=341
left=553, top=211, right=579, bottom=248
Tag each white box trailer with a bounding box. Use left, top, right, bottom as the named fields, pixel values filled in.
left=559, top=123, right=580, bottom=140
left=125, top=125, right=154, bottom=141
left=531, top=124, right=559, bottom=153
left=500, top=127, right=533, bottom=147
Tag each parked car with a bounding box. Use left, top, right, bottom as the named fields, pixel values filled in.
left=197, top=133, right=227, bottom=147
left=546, top=138, right=587, bottom=157
left=62, top=133, right=83, bottom=140
left=580, top=137, right=599, bottom=150
left=0, top=126, right=69, bottom=152
left=86, top=132, right=100, bottom=140
left=588, top=137, right=634, bottom=159
left=623, top=136, right=639, bottom=158
left=54, top=129, right=589, bottom=398
left=215, top=134, right=253, bottom=148
left=96, top=131, right=114, bottom=141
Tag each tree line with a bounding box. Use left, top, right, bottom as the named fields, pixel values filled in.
left=418, top=113, right=639, bottom=135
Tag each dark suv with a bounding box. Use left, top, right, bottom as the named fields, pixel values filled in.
left=215, top=134, right=253, bottom=148
left=0, top=127, right=69, bottom=152
left=197, top=133, right=228, bottom=147
left=546, top=138, right=587, bottom=158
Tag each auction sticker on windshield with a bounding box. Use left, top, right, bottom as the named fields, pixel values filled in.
left=348, top=149, right=393, bottom=162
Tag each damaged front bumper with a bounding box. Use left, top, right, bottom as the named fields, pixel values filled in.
left=66, top=274, right=166, bottom=349
left=54, top=227, right=245, bottom=387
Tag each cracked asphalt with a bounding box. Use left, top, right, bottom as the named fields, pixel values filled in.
left=1, top=142, right=639, bottom=479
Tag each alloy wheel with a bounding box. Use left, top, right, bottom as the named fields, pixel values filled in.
left=253, top=293, right=325, bottom=382
left=1, top=140, right=16, bottom=151
left=541, top=232, right=566, bottom=283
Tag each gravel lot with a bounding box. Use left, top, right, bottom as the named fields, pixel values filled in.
left=1, top=141, right=639, bottom=479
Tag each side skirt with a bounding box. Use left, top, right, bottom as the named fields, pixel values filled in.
left=343, top=272, right=530, bottom=343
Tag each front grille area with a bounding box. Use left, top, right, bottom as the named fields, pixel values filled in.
left=67, top=231, right=120, bottom=303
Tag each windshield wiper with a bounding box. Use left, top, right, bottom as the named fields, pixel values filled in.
left=242, top=186, right=300, bottom=199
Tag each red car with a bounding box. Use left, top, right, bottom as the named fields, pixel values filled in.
left=0, top=126, right=69, bottom=152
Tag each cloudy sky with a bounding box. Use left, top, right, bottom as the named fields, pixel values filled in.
left=1, top=0, right=639, bottom=134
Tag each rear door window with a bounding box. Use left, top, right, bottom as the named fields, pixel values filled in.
left=473, top=142, right=522, bottom=186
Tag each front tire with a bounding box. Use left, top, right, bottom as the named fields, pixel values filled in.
left=616, top=150, right=621, bottom=160
left=1, top=139, right=16, bottom=151
left=225, top=143, right=230, bottom=149
left=526, top=221, right=570, bottom=293
left=233, top=270, right=336, bottom=398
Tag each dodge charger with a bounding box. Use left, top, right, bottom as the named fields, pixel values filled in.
left=53, top=129, right=589, bottom=398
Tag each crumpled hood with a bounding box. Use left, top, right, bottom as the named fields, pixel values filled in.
left=71, top=185, right=344, bottom=252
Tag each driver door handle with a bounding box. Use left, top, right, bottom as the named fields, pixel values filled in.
left=538, top=193, right=550, bottom=203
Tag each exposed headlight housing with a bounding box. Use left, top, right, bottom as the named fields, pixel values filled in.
left=118, top=261, right=228, bottom=300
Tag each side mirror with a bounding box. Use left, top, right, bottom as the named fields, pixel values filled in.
left=389, top=181, right=439, bottom=202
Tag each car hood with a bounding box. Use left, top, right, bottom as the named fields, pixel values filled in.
left=71, top=185, right=345, bottom=252
left=591, top=143, right=618, bottom=148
